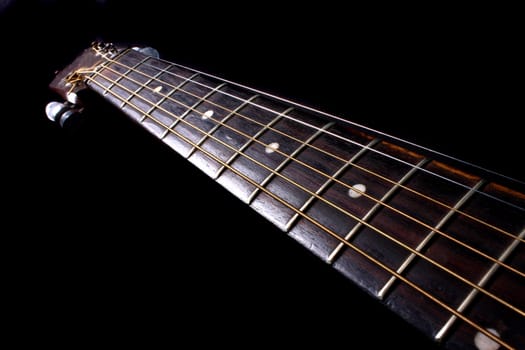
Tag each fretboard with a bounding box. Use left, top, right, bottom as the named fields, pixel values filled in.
left=58, top=45, right=525, bottom=350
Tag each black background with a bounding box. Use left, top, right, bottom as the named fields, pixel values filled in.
left=2, top=1, right=522, bottom=347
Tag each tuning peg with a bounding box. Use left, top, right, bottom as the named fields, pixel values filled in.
left=45, top=101, right=83, bottom=128
left=132, top=46, right=160, bottom=58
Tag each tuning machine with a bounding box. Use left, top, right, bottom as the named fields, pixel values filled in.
left=45, top=94, right=83, bottom=128
left=132, top=46, right=160, bottom=58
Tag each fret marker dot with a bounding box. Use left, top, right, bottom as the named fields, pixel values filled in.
left=265, top=142, right=280, bottom=154
left=348, top=184, right=366, bottom=198
left=202, top=110, right=214, bottom=120
left=474, top=328, right=500, bottom=350
left=153, top=86, right=162, bottom=93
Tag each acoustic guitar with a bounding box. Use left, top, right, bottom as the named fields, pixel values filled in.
left=47, top=41, right=524, bottom=350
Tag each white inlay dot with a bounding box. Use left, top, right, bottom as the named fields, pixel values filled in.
left=265, top=142, right=280, bottom=154
left=153, top=86, right=162, bottom=93
left=202, top=110, right=214, bottom=120
left=474, top=328, right=500, bottom=350
left=348, top=184, right=366, bottom=198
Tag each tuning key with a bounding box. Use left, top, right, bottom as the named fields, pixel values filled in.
left=45, top=101, right=83, bottom=128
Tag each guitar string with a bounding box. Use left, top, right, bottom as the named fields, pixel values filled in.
left=132, top=53, right=525, bottom=212
left=82, top=71, right=516, bottom=350
left=167, top=55, right=525, bottom=188
left=84, top=68, right=525, bottom=320
left=88, top=60, right=525, bottom=280
left=103, top=51, right=525, bottom=244
left=96, top=61, right=525, bottom=279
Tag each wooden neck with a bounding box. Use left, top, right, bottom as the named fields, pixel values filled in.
left=52, top=44, right=525, bottom=350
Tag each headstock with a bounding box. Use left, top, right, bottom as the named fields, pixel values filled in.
left=46, top=42, right=160, bottom=127
left=46, top=42, right=120, bottom=127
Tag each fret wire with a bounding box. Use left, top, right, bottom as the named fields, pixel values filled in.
left=247, top=121, right=334, bottom=205
left=105, top=54, right=525, bottom=245
left=161, top=82, right=227, bottom=142
left=84, top=74, right=517, bottom=350
left=94, top=62, right=525, bottom=280
left=327, top=158, right=430, bottom=264
left=105, top=54, right=525, bottom=239
left=213, top=107, right=292, bottom=180
left=377, top=179, right=486, bottom=300
left=140, top=57, right=525, bottom=212
left=139, top=72, right=200, bottom=123
left=164, top=56, right=525, bottom=188
left=434, top=227, right=525, bottom=342
left=119, top=57, right=165, bottom=109
left=103, top=55, right=150, bottom=98
left=284, top=138, right=382, bottom=232
left=185, top=94, right=261, bottom=161
left=96, top=62, right=525, bottom=280
left=87, top=70, right=525, bottom=319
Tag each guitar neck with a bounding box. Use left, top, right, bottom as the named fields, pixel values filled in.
left=49, top=43, right=525, bottom=350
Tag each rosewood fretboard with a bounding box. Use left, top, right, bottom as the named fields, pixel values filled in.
left=49, top=43, right=525, bottom=350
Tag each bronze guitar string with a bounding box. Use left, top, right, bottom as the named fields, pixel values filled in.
left=108, top=51, right=525, bottom=245
left=93, top=53, right=525, bottom=281
left=70, top=49, right=523, bottom=349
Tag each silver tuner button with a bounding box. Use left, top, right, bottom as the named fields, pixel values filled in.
left=45, top=101, right=82, bottom=128
left=45, top=101, right=67, bottom=122
left=132, top=46, right=160, bottom=58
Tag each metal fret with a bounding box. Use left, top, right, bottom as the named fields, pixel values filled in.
left=104, top=55, right=150, bottom=96
left=94, top=60, right=117, bottom=96
left=327, top=157, right=429, bottom=264
left=159, top=82, right=227, bottom=141
left=138, top=72, right=200, bottom=123
left=185, top=94, right=261, bottom=161
left=434, top=227, right=525, bottom=341
left=51, top=44, right=525, bottom=350
left=284, top=138, right=382, bottom=232
left=377, top=179, right=486, bottom=300
left=213, top=106, right=293, bottom=179
left=119, top=62, right=173, bottom=109
left=247, top=121, right=334, bottom=205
